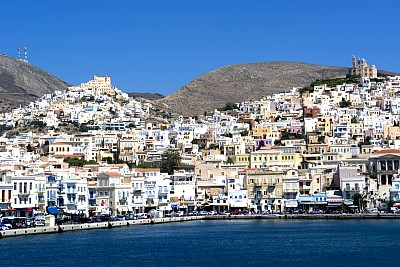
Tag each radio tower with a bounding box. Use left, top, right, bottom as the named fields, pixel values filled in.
left=23, top=44, right=28, bottom=62
left=17, top=45, right=20, bottom=59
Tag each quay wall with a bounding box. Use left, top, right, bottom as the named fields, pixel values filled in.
left=0, top=226, right=59, bottom=238
left=2, top=214, right=400, bottom=238
left=210, top=214, right=400, bottom=220
left=0, top=216, right=205, bottom=239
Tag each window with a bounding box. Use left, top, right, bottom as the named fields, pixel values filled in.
left=355, top=183, right=359, bottom=191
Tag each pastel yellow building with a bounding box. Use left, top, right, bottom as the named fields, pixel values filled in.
left=245, top=169, right=284, bottom=212
left=249, top=147, right=301, bottom=170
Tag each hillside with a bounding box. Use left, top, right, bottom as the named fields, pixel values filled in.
left=0, top=55, right=69, bottom=112
left=128, top=92, right=165, bottom=101
left=156, top=62, right=350, bottom=116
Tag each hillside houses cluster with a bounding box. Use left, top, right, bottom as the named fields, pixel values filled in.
left=1, top=57, right=400, bottom=219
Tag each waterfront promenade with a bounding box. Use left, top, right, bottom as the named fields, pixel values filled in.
left=2, top=213, right=400, bottom=239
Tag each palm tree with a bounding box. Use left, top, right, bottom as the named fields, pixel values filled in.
left=352, top=193, right=366, bottom=211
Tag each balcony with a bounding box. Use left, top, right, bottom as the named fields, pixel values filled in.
left=345, top=187, right=360, bottom=192
left=36, top=188, right=45, bottom=194
left=158, top=190, right=168, bottom=195
left=284, top=189, right=299, bottom=193
left=18, top=191, right=31, bottom=197
left=158, top=201, right=169, bottom=206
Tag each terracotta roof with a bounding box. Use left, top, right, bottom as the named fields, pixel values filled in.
left=134, top=168, right=160, bottom=172
left=373, top=149, right=400, bottom=154
left=104, top=171, right=121, bottom=176
left=54, top=154, right=84, bottom=158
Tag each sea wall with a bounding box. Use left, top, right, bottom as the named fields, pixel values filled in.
left=0, top=216, right=205, bottom=239
left=210, top=214, right=400, bottom=220
left=2, top=214, right=399, bottom=238
left=0, top=226, right=59, bottom=238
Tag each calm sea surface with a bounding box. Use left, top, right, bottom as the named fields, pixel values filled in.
left=1, top=219, right=399, bottom=267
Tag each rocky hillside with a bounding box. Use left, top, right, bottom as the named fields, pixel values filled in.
left=156, top=62, right=351, bottom=116
left=128, top=92, right=165, bottom=101
left=0, top=55, right=69, bottom=112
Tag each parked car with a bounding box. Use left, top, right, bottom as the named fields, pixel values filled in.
left=99, top=214, right=112, bottom=222
left=293, top=209, right=304, bottom=214
left=208, top=211, right=217, bottom=215
left=137, top=213, right=148, bottom=219
left=370, top=208, right=385, bottom=214
left=199, top=211, right=208, bottom=216
left=110, top=216, right=124, bottom=221
left=90, top=217, right=102, bottom=223
left=312, top=209, right=324, bottom=214
left=230, top=210, right=241, bottom=215
left=0, top=222, right=10, bottom=230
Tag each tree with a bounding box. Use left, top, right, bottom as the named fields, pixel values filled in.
left=160, top=150, right=181, bottom=175
left=64, top=157, right=87, bottom=167
left=218, top=102, right=238, bottom=111
left=339, top=97, right=351, bottom=108
left=240, top=130, right=249, bottom=136
left=352, top=193, right=366, bottom=211
left=26, top=144, right=33, bottom=152
left=208, top=143, right=219, bottom=150
left=221, top=133, right=233, bottom=138
left=135, top=162, right=155, bottom=168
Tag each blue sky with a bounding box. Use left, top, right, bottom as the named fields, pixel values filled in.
left=2, top=0, right=399, bottom=95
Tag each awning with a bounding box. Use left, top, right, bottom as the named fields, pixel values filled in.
left=118, top=207, right=129, bottom=212
left=327, top=199, right=343, bottom=203
left=344, top=200, right=354, bottom=206
left=47, top=207, right=61, bottom=215
left=230, top=202, right=247, bottom=208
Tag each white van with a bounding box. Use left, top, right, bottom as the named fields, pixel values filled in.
left=34, top=213, right=45, bottom=226
left=137, top=213, right=148, bottom=219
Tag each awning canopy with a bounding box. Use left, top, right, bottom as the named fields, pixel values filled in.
left=118, top=207, right=129, bottom=212
left=230, top=202, right=248, bottom=208
left=47, top=207, right=61, bottom=215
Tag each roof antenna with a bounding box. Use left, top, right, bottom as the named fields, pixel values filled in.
left=17, top=45, right=20, bottom=60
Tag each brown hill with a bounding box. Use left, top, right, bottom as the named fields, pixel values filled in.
left=0, top=54, right=69, bottom=112
left=157, top=62, right=351, bottom=116
left=128, top=92, right=165, bottom=101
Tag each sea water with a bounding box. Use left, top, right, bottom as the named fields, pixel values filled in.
left=1, top=219, right=398, bottom=267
